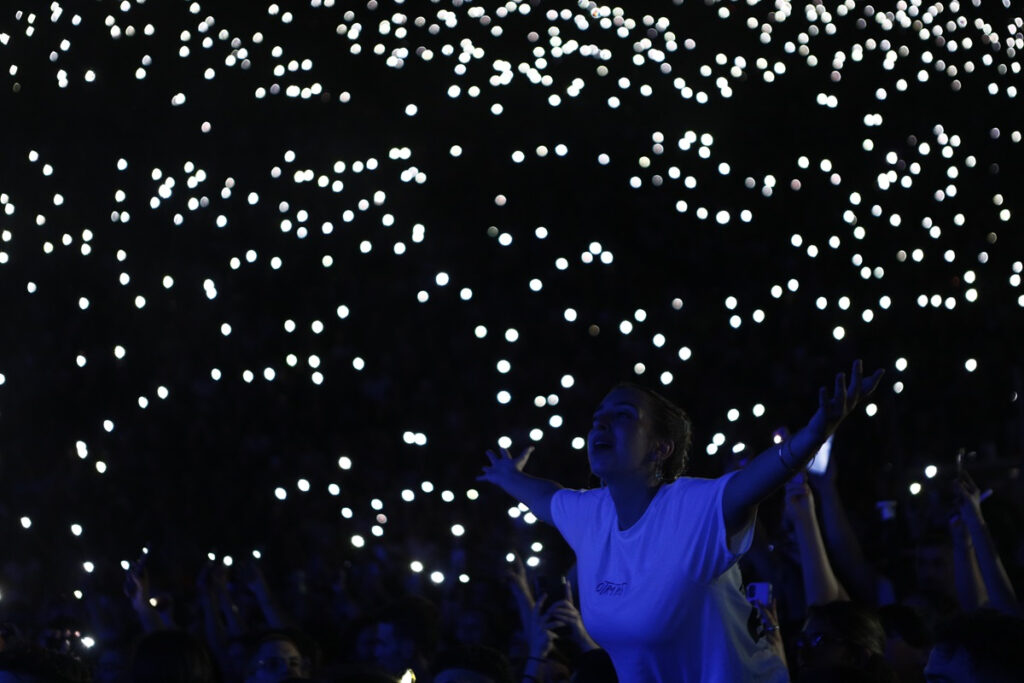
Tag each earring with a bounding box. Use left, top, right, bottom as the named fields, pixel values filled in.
left=654, top=468, right=664, bottom=484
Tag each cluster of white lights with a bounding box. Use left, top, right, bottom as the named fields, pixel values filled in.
left=401, top=431, right=428, bottom=446
left=0, top=0, right=1019, bottom=598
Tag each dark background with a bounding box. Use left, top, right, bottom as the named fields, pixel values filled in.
left=0, top=1, right=1021, bottom=598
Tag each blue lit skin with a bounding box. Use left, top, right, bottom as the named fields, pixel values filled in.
left=588, top=387, right=668, bottom=486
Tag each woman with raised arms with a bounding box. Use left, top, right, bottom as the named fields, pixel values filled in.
left=479, top=360, right=883, bottom=682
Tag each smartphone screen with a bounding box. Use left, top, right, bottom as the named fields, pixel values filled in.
left=807, top=434, right=834, bottom=475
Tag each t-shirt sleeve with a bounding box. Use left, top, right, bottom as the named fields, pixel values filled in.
left=667, top=472, right=756, bottom=583
left=550, top=488, right=593, bottom=552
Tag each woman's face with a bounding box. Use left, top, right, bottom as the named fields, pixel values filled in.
left=588, top=387, right=660, bottom=482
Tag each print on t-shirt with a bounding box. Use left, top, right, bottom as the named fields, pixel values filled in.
left=595, top=581, right=627, bottom=596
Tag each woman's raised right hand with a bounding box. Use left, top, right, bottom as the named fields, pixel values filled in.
left=477, top=446, right=534, bottom=485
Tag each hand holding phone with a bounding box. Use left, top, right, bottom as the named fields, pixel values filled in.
left=745, top=582, right=772, bottom=606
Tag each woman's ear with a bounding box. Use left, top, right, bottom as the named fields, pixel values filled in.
left=651, top=440, right=674, bottom=462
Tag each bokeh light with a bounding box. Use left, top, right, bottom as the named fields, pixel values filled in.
left=0, top=0, right=1019, bottom=600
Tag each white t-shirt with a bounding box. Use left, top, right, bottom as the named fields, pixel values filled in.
left=551, top=473, right=789, bottom=682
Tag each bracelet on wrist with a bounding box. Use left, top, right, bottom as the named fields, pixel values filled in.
left=777, top=441, right=800, bottom=474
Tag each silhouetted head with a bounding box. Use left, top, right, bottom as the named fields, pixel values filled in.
left=799, top=601, right=886, bottom=673
left=926, top=609, right=1024, bottom=683
left=131, top=630, right=219, bottom=683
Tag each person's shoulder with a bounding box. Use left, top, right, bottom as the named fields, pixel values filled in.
left=552, top=487, right=610, bottom=531
left=666, top=475, right=722, bottom=490
left=556, top=486, right=609, bottom=501
left=660, top=474, right=729, bottom=503
left=553, top=486, right=610, bottom=514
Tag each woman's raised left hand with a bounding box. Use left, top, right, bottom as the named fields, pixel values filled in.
left=792, top=359, right=883, bottom=453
